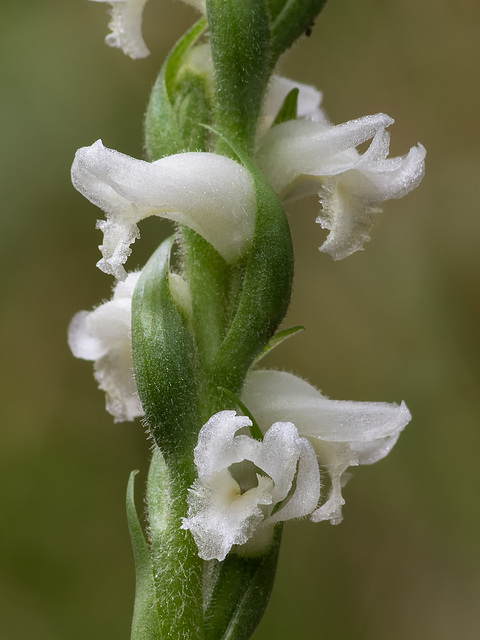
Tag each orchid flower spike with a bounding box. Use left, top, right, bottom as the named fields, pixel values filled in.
left=90, top=0, right=206, bottom=59
left=242, top=370, right=411, bottom=524
left=256, top=79, right=426, bottom=260
left=68, top=272, right=143, bottom=422
left=181, top=410, right=320, bottom=561
left=71, top=141, right=256, bottom=279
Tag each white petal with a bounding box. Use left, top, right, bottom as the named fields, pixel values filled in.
left=90, top=0, right=150, bottom=59
left=93, top=345, right=142, bottom=422
left=317, top=142, right=426, bottom=259
left=256, top=114, right=394, bottom=196
left=182, top=470, right=273, bottom=562
left=309, top=446, right=349, bottom=525
left=184, top=410, right=322, bottom=560
left=259, top=75, right=327, bottom=135
left=356, top=142, right=427, bottom=201
left=71, top=141, right=256, bottom=279
left=68, top=272, right=143, bottom=422
left=253, top=421, right=302, bottom=504
left=193, top=410, right=259, bottom=479
left=267, top=436, right=321, bottom=525
left=316, top=176, right=380, bottom=259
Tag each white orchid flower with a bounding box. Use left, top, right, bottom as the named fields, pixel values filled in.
left=71, top=140, right=256, bottom=280
left=181, top=410, right=320, bottom=561
left=242, top=370, right=411, bottom=524
left=68, top=271, right=143, bottom=422
left=68, top=268, right=191, bottom=421
left=256, top=81, right=426, bottom=260
left=90, top=0, right=206, bottom=59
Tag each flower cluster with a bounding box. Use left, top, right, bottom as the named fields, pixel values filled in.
left=71, top=74, right=425, bottom=281
left=71, top=68, right=422, bottom=561
left=69, top=274, right=411, bottom=560
left=181, top=371, right=410, bottom=561
left=72, top=4, right=426, bottom=637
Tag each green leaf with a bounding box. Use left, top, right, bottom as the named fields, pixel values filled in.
left=145, top=19, right=211, bottom=160
left=270, top=0, right=328, bottom=67
left=132, top=236, right=200, bottom=464
left=206, top=0, right=271, bottom=155
left=273, top=88, right=299, bottom=125
left=255, top=325, right=304, bottom=363
left=204, top=527, right=283, bottom=640
left=126, top=471, right=161, bottom=640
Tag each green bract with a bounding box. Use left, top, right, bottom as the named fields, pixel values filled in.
left=145, top=20, right=211, bottom=160
left=127, top=471, right=160, bottom=640
left=132, top=236, right=200, bottom=463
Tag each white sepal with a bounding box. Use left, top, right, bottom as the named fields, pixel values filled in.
left=71, top=141, right=256, bottom=279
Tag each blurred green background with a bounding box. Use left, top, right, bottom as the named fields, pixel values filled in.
left=1, top=1, right=479, bottom=638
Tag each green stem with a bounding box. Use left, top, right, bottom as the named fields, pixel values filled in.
left=147, top=450, right=205, bottom=640
left=206, top=0, right=271, bottom=157
left=204, top=526, right=283, bottom=640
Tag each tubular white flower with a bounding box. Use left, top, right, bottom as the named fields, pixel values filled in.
left=68, top=272, right=143, bottom=422
left=71, top=140, right=256, bottom=279
left=241, top=370, right=411, bottom=524
left=90, top=0, right=206, bottom=59
left=181, top=410, right=320, bottom=561
left=256, top=83, right=426, bottom=260
left=68, top=268, right=191, bottom=421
